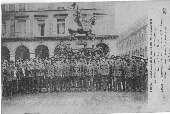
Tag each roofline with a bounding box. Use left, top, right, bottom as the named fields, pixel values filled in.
left=2, top=8, right=98, bottom=13
left=2, top=35, right=119, bottom=42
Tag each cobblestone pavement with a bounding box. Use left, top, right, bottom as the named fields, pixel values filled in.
left=2, top=92, right=148, bottom=114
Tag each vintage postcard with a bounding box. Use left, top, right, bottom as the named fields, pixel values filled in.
left=1, top=1, right=170, bottom=114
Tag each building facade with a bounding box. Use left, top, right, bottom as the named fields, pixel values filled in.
left=116, top=17, right=148, bottom=58
left=1, top=3, right=118, bottom=62
left=116, top=5, right=170, bottom=108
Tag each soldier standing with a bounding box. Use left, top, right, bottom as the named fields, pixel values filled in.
left=74, top=59, right=79, bottom=91
left=80, top=58, right=87, bottom=91
left=115, top=58, right=122, bottom=92
left=55, top=59, right=63, bottom=92
left=130, top=58, right=137, bottom=92
left=2, top=61, right=9, bottom=96
left=24, top=63, right=31, bottom=93
left=65, top=59, right=71, bottom=91
left=93, top=59, right=100, bottom=91
left=46, top=60, right=54, bottom=92
left=16, top=60, right=24, bottom=94
left=76, top=59, right=82, bottom=91
left=120, top=58, right=127, bottom=92
left=98, top=58, right=110, bottom=91
left=85, top=59, right=92, bottom=91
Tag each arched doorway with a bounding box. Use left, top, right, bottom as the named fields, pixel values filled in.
left=35, top=45, right=49, bottom=59
left=15, top=45, right=30, bottom=61
left=2, top=46, right=10, bottom=61
left=54, top=45, right=63, bottom=58
left=96, top=43, right=110, bottom=57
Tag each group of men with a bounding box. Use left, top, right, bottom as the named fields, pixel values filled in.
left=2, top=55, right=148, bottom=97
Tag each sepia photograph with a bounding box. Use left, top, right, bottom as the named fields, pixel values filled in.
left=1, top=1, right=170, bottom=114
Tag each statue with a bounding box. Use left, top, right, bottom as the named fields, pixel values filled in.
left=68, top=3, right=96, bottom=38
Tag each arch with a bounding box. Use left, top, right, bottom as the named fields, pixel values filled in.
left=2, top=46, right=10, bottom=61
left=54, top=45, right=63, bottom=57
left=96, top=43, right=110, bottom=56
left=15, top=45, right=30, bottom=61
left=35, top=45, right=49, bottom=59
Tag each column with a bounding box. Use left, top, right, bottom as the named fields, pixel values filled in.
left=10, top=48, right=15, bottom=62
left=29, top=47, right=35, bottom=59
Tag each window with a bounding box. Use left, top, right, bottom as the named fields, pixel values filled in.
left=57, top=19, right=65, bottom=34
left=2, top=22, right=6, bottom=36
left=2, top=4, right=5, bottom=12
left=9, top=4, right=15, bottom=11
left=19, top=4, right=25, bottom=11
left=10, top=19, right=15, bottom=36
left=39, top=24, right=45, bottom=36
left=15, top=19, right=26, bottom=37
left=5, top=4, right=9, bottom=11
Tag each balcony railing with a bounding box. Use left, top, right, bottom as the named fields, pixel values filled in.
left=2, top=34, right=119, bottom=42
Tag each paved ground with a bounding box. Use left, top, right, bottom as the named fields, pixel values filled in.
left=2, top=92, right=149, bottom=114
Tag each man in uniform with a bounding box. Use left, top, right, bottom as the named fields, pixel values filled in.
left=98, top=57, right=110, bottom=91
left=6, top=62, right=13, bottom=96
left=65, top=59, right=71, bottom=91
left=120, top=58, right=127, bottom=92
left=108, top=58, right=115, bottom=91
left=123, top=57, right=131, bottom=92
left=28, top=59, right=36, bottom=93
left=115, top=58, right=123, bottom=92
left=130, top=58, right=137, bottom=92
left=24, top=61, right=31, bottom=93
left=93, top=59, right=100, bottom=91
left=111, top=58, right=117, bottom=91
left=139, top=59, right=147, bottom=92
left=45, top=59, right=54, bottom=92
left=86, top=58, right=92, bottom=91
left=53, top=60, right=58, bottom=92
left=2, top=60, right=9, bottom=96
left=37, top=58, right=45, bottom=92
left=69, top=59, right=76, bottom=91
left=80, top=58, right=87, bottom=91
left=16, top=59, right=24, bottom=94
left=54, top=58, right=63, bottom=92
left=135, top=59, right=142, bottom=92
left=62, top=59, right=69, bottom=92
left=76, top=59, right=82, bottom=91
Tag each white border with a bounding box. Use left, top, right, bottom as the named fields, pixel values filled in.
left=0, top=1, right=169, bottom=114
left=1, top=0, right=150, bottom=3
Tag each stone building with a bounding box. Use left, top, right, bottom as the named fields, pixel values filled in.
left=116, top=17, right=148, bottom=58
left=116, top=3, right=170, bottom=109
left=1, top=3, right=118, bottom=62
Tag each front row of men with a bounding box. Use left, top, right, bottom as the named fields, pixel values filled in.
left=2, top=57, right=147, bottom=96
